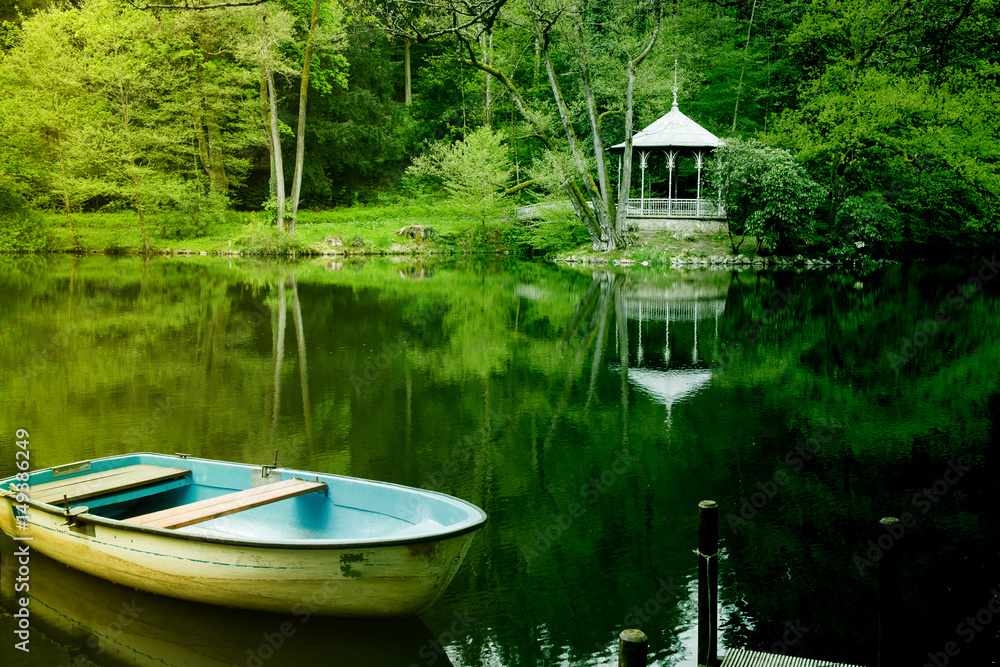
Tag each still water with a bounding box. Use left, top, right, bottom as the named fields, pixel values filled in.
left=1, top=254, right=998, bottom=667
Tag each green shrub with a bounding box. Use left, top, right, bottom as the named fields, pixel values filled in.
left=524, top=212, right=592, bottom=257
left=160, top=190, right=226, bottom=240
left=831, top=193, right=902, bottom=262
left=710, top=138, right=826, bottom=253
left=0, top=183, right=49, bottom=252
left=231, top=219, right=307, bottom=255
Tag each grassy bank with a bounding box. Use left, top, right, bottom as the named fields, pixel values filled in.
left=21, top=199, right=786, bottom=266
left=34, top=199, right=592, bottom=258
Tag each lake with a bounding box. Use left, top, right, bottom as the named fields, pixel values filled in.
left=1, top=253, right=998, bottom=667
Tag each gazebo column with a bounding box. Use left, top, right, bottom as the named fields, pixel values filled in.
left=694, top=151, right=705, bottom=217
left=693, top=301, right=699, bottom=364
left=639, top=151, right=650, bottom=216
left=666, top=150, right=678, bottom=217
left=664, top=304, right=670, bottom=365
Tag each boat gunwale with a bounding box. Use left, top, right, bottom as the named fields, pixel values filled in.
left=1, top=453, right=488, bottom=551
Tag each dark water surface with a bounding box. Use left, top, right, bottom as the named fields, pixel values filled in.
left=1, top=254, right=999, bottom=667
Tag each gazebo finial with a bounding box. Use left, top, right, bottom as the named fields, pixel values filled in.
left=672, top=59, right=679, bottom=108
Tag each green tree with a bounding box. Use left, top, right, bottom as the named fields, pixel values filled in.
left=771, top=0, right=1000, bottom=246
left=358, top=0, right=665, bottom=251
left=710, top=138, right=825, bottom=253
left=406, top=126, right=512, bottom=219
left=82, top=0, right=196, bottom=251
left=0, top=5, right=102, bottom=245
left=0, top=181, right=48, bottom=251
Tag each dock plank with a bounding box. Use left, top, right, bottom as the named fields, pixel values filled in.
left=124, top=478, right=326, bottom=529
left=29, top=465, right=192, bottom=505
left=720, top=648, right=867, bottom=667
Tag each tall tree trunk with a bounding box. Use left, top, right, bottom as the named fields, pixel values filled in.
left=404, top=37, right=412, bottom=105
left=538, top=29, right=618, bottom=249
left=193, top=60, right=229, bottom=199
left=259, top=69, right=275, bottom=197
left=288, top=0, right=320, bottom=234
left=732, top=0, right=758, bottom=132
left=267, top=67, right=286, bottom=229
left=482, top=29, right=493, bottom=127
left=614, top=13, right=661, bottom=236
left=55, top=131, right=77, bottom=246
left=573, top=10, right=610, bottom=212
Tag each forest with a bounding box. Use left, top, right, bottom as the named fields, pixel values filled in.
left=0, top=0, right=998, bottom=255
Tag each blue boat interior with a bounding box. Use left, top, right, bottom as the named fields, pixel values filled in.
left=4, top=453, right=482, bottom=543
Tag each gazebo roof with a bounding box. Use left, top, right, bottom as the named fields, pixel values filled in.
left=610, top=98, right=720, bottom=152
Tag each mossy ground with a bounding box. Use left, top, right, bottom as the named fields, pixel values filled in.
left=553, top=229, right=759, bottom=266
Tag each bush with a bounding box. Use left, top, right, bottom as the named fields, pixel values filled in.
left=831, top=193, right=902, bottom=261
left=710, top=138, right=826, bottom=253
left=0, top=183, right=49, bottom=252
left=231, top=219, right=307, bottom=255
left=160, top=190, right=227, bottom=240
left=524, top=211, right=593, bottom=257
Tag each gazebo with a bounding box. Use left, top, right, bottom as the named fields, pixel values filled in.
left=609, top=87, right=723, bottom=220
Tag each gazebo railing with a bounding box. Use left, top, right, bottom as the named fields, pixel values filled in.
left=625, top=198, right=724, bottom=218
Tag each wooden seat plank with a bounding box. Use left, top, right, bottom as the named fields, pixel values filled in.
left=30, top=465, right=192, bottom=505
left=124, top=478, right=326, bottom=530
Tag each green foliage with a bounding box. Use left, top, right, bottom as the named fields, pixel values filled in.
left=772, top=0, right=1000, bottom=249
left=405, top=127, right=513, bottom=210
left=0, top=0, right=267, bottom=229
left=710, top=138, right=825, bottom=252
left=830, top=192, right=901, bottom=262
left=0, top=181, right=48, bottom=251
left=522, top=211, right=593, bottom=258
left=0, top=0, right=996, bottom=256
left=231, top=218, right=307, bottom=255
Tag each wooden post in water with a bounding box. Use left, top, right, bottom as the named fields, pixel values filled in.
left=618, top=628, right=649, bottom=667
left=878, top=516, right=902, bottom=667
left=698, top=500, right=719, bottom=667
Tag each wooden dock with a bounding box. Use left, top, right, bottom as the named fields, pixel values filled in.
left=615, top=501, right=883, bottom=667
left=720, top=648, right=866, bottom=666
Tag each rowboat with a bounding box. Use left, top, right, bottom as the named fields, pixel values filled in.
left=0, top=540, right=454, bottom=666
left=0, top=452, right=486, bottom=616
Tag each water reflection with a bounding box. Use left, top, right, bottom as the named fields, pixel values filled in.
left=0, top=537, right=452, bottom=667
left=1, top=256, right=998, bottom=666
